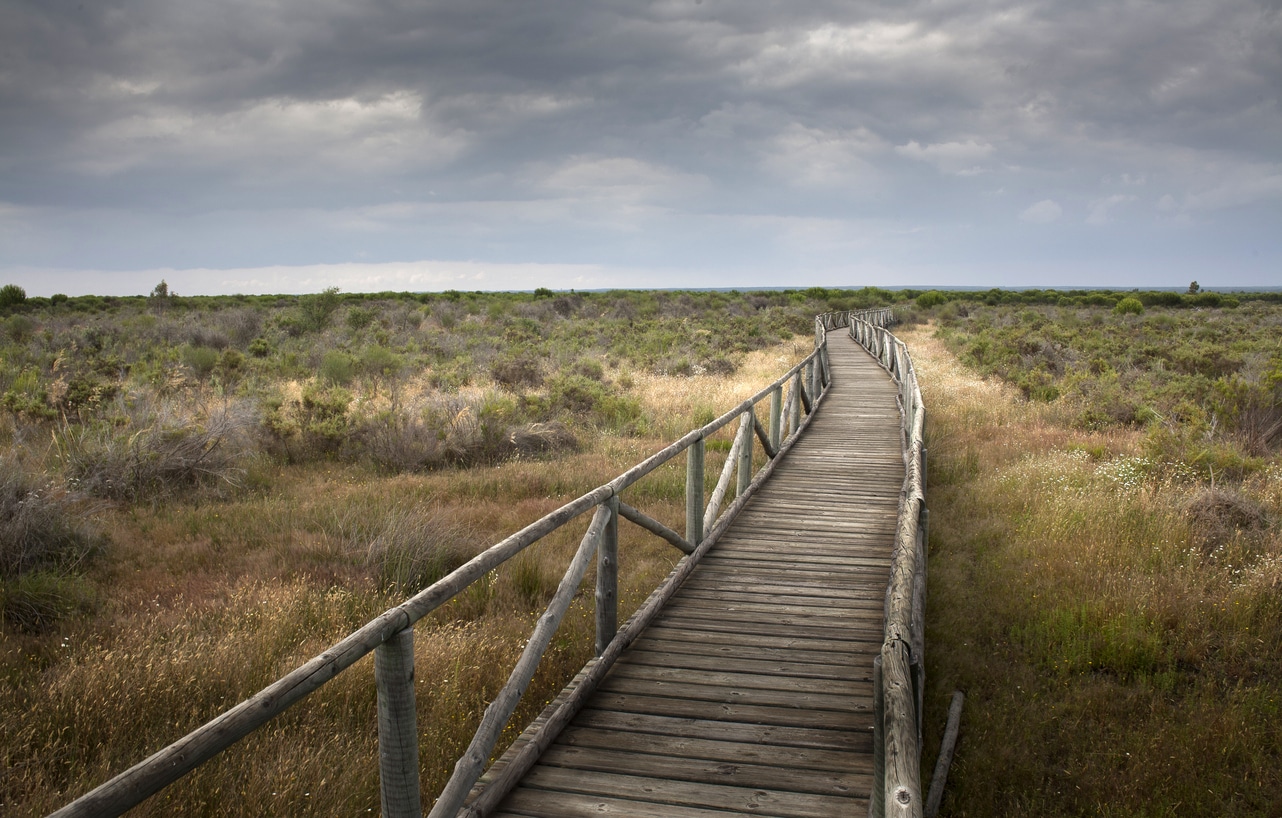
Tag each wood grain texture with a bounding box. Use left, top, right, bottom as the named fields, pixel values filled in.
left=471, top=333, right=904, bottom=818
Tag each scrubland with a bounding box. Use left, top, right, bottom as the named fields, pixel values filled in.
left=906, top=294, right=1281, bottom=816
left=0, top=285, right=873, bottom=816
left=2, top=284, right=1280, bottom=816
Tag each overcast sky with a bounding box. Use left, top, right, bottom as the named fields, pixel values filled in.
left=2, top=0, right=1279, bottom=295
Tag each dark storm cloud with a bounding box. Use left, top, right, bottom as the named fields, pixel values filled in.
left=1, top=0, right=1278, bottom=291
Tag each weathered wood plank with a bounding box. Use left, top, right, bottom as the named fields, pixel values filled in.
left=586, top=691, right=872, bottom=730
left=557, top=725, right=867, bottom=773
left=516, top=766, right=860, bottom=818
left=571, top=709, right=870, bottom=752
left=538, top=744, right=866, bottom=797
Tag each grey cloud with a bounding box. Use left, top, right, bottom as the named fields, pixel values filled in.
left=1, top=0, right=1279, bottom=288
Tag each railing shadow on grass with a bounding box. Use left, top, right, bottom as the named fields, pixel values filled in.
left=49, top=307, right=895, bottom=818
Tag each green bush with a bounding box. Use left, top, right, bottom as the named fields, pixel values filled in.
left=0, top=284, right=27, bottom=311
left=320, top=351, right=355, bottom=386
left=1114, top=297, right=1144, bottom=315
left=2, top=369, right=55, bottom=420
left=298, top=287, right=342, bottom=332
left=182, top=345, right=220, bottom=379
left=916, top=290, right=947, bottom=309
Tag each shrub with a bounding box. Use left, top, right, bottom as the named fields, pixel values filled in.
left=0, top=283, right=27, bottom=311
left=320, top=351, right=356, bottom=386
left=363, top=507, right=479, bottom=595
left=182, top=345, right=220, bottom=379
left=57, top=401, right=253, bottom=500
left=546, top=374, right=644, bottom=432
left=2, top=368, right=55, bottom=421
left=1184, top=487, right=1271, bottom=555
left=248, top=337, right=272, bottom=358
left=1, top=572, right=98, bottom=633
left=360, top=345, right=402, bottom=380
left=916, top=290, right=947, bottom=309
left=491, top=355, right=543, bottom=389
left=0, top=459, right=105, bottom=580
left=1114, top=297, right=1144, bottom=315
left=5, top=314, right=35, bottom=343
left=298, top=287, right=342, bottom=332
left=346, top=306, right=376, bottom=330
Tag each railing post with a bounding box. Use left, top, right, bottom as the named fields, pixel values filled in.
left=736, top=411, right=753, bottom=496
left=595, top=495, right=619, bottom=656
left=686, top=436, right=705, bottom=547
left=788, top=374, right=801, bottom=436
left=769, top=385, right=782, bottom=451
left=804, top=361, right=814, bottom=409
left=810, top=354, right=821, bottom=400
left=376, top=627, right=422, bottom=818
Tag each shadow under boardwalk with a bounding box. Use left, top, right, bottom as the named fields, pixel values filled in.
left=483, top=334, right=904, bottom=818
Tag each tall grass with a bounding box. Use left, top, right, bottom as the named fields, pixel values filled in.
left=904, top=326, right=1282, bottom=816
left=0, top=335, right=808, bottom=817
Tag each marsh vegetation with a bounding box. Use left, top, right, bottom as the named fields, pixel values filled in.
left=2, top=285, right=1279, bottom=815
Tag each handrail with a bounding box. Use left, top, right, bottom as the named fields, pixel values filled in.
left=48, top=307, right=896, bottom=818
left=845, top=309, right=929, bottom=818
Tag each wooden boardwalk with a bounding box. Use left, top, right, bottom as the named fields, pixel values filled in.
left=480, top=333, right=905, bottom=818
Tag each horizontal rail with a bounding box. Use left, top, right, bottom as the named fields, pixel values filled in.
left=50, top=306, right=893, bottom=818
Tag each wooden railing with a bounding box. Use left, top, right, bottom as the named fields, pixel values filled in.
left=49, top=307, right=897, bottom=818
left=843, top=310, right=928, bottom=818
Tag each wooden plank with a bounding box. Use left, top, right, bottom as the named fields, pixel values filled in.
left=647, top=612, right=885, bottom=641
left=571, top=709, right=870, bottom=753
left=638, top=625, right=876, bottom=656
left=495, top=787, right=745, bottom=818
left=596, top=673, right=867, bottom=712
left=515, top=766, right=861, bottom=818
left=606, top=662, right=866, bottom=695
left=538, top=744, right=868, bottom=797
left=586, top=691, right=872, bottom=730
left=557, top=725, right=867, bottom=773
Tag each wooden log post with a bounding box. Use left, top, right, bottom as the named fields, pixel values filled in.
left=809, top=354, right=820, bottom=401
left=925, top=692, right=966, bottom=818
left=595, top=495, right=619, bottom=656
left=769, top=385, right=782, bottom=451
left=882, top=639, right=923, bottom=818
left=871, top=654, right=885, bottom=818
left=375, top=627, right=422, bottom=818
left=686, top=436, right=705, bottom=547
left=788, top=374, right=801, bottom=437
left=736, top=411, right=753, bottom=496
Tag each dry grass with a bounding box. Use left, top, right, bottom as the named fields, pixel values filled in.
left=903, top=324, right=1282, bottom=816
left=0, top=339, right=810, bottom=817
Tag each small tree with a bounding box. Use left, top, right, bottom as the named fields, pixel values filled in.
left=0, top=284, right=27, bottom=311
left=149, top=279, right=173, bottom=312
left=1188, top=281, right=1200, bottom=294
